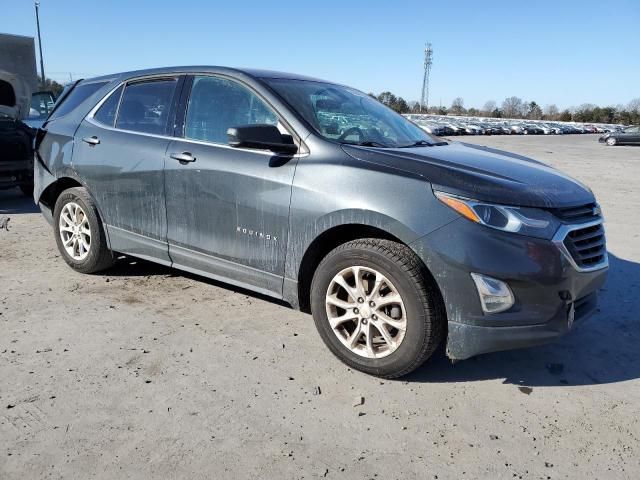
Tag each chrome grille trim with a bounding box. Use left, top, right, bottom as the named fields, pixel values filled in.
left=552, top=219, right=608, bottom=273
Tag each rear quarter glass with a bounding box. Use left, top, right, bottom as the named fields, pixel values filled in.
left=47, top=81, right=108, bottom=121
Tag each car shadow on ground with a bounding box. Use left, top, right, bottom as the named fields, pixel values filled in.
left=0, top=188, right=39, bottom=214
left=105, top=256, right=291, bottom=308
left=108, top=251, right=639, bottom=388
left=407, top=252, right=639, bottom=388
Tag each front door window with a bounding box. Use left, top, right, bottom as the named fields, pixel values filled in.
left=184, top=76, right=279, bottom=144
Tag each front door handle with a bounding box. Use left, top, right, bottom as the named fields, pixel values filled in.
left=170, top=152, right=196, bottom=164
left=82, top=136, right=100, bottom=146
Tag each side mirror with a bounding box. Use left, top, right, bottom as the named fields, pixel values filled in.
left=227, top=124, right=298, bottom=155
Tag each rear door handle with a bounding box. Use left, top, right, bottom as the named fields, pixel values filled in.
left=82, top=136, right=100, bottom=146
left=170, top=152, right=196, bottom=164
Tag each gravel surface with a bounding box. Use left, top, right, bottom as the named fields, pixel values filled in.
left=1, top=134, right=639, bottom=479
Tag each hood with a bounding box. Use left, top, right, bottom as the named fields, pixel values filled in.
left=342, top=141, right=594, bottom=208
left=0, top=70, right=32, bottom=120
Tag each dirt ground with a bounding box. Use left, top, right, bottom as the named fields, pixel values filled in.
left=1, top=134, right=639, bottom=479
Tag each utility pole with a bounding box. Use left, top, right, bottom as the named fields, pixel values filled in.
left=420, top=43, right=433, bottom=113
left=35, top=1, right=45, bottom=87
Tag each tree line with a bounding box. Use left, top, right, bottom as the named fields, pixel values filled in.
left=370, top=91, right=640, bottom=125
left=38, top=77, right=65, bottom=97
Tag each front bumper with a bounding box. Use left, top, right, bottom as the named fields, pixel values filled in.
left=410, top=218, right=608, bottom=360
left=0, top=159, right=33, bottom=189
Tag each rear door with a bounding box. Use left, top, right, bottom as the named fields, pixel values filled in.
left=164, top=74, right=299, bottom=296
left=72, top=76, right=183, bottom=264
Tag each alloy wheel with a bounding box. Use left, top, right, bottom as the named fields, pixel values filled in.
left=59, top=202, right=91, bottom=261
left=325, top=266, right=407, bottom=358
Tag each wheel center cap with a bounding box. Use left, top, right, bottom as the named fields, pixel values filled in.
left=359, top=304, right=372, bottom=318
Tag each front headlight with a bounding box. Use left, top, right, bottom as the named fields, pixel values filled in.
left=434, top=191, right=557, bottom=238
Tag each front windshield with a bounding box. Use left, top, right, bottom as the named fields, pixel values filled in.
left=265, top=78, right=440, bottom=148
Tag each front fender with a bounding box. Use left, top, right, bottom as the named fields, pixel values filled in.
left=281, top=146, right=459, bottom=307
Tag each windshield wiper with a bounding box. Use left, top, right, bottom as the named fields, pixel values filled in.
left=398, top=140, right=448, bottom=148
left=342, top=140, right=389, bottom=148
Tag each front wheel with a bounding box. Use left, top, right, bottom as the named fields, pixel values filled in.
left=53, top=187, right=115, bottom=273
left=310, top=239, right=444, bottom=378
left=606, top=137, right=617, bottom=146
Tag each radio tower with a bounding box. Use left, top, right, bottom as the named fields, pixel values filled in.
left=420, top=43, right=433, bottom=113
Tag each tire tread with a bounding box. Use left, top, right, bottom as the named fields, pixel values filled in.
left=54, top=187, right=114, bottom=273
left=312, top=238, right=445, bottom=378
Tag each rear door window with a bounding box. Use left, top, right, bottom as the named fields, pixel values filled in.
left=115, top=78, right=179, bottom=135
left=48, top=81, right=108, bottom=120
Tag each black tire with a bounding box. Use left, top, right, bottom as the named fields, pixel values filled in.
left=606, top=137, right=617, bottom=146
left=310, top=238, right=445, bottom=378
left=19, top=182, right=34, bottom=197
left=53, top=187, right=114, bottom=273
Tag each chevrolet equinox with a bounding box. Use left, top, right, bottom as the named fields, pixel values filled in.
left=34, top=67, right=608, bottom=378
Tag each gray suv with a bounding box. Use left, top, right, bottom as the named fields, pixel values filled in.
left=34, top=67, right=608, bottom=378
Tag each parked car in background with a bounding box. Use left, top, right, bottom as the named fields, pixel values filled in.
left=25, top=90, right=56, bottom=129
left=497, top=124, right=512, bottom=135
left=523, top=124, right=544, bottom=135
left=0, top=72, right=54, bottom=196
left=509, top=124, right=524, bottom=134
left=0, top=110, right=34, bottom=196
left=599, top=125, right=640, bottom=146
left=403, top=114, right=625, bottom=138
left=417, top=122, right=447, bottom=136
left=445, top=122, right=465, bottom=135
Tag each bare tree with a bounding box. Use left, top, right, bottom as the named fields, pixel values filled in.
left=544, top=104, right=559, bottom=120
left=573, top=104, right=598, bottom=122
left=501, top=96, right=524, bottom=118
left=482, top=100, right=497, bottom=116
left=450, top=97, right=465, bottom=115
left=628, top=98, right=640, bottom=115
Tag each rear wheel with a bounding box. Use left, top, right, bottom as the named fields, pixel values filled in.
left=310, top=238, right=444, bottom=378
left=606, top=137, right=617, bottom=146
left=53, top=187, right=115, bottom=273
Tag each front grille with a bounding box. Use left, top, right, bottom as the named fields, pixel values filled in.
left=550, top=203, right=599, bottom=223
left=562, top=223, right=607, bottom=269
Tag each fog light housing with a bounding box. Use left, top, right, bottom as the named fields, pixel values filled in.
left=470, top=273, right=514, bottom=314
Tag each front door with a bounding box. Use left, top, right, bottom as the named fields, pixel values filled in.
left=72, top=76, right=182, bottom=263
left=624, top=126, right=640, bottom=144
left=164, top=75, right=299, bottom=297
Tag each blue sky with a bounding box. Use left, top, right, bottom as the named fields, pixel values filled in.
left=2, top=0, right=638, bottom=110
